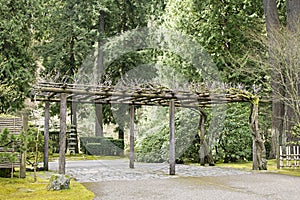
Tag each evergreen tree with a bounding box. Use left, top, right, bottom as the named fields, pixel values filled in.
left=0, top=0, right=37, bottom=113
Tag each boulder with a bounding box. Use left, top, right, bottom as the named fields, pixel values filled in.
left=47, top=174, right=71, bottom=191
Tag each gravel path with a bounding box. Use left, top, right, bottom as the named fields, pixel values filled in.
left=49, top=159, right=300, bottom=200
left=49, top=159, right=251, bottom=182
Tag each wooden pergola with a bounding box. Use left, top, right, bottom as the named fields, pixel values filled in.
left=32, top=82, right=266, bottom=174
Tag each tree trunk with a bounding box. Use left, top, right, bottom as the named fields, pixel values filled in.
left=285, top=0, right=300, bottom=143
left=198, top=108, right=214, bottom=166
left=286, top=0, right=300, bottom=33
left=59, top=93, right=67, bottom=174
left=263, top=0, right=284, bottom=161
left=95, top=10, right=105, bottom=137
left=250, top=100, right=267, bottom=170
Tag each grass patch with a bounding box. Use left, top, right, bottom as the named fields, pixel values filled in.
left=216, top=159, right=300, bottom=177
left=0, top=172, right=94, bottom=200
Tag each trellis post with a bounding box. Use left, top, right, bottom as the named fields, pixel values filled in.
left=169, top=100, right=175, bottom=175
left=44, top=101, right=50, bottom=171
left=59, top=93, right=67, bottom=174
left=129, top=105, right=135, bottom=168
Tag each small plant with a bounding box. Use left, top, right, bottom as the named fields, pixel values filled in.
left=0, top=128, right=20, bottom=178
left=290, top=123, right=300, bottom=145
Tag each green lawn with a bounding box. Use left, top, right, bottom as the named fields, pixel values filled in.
left=1, top=154, right=125, bottom=200
left=216, top=159, right=300, bottom=177
left=5, top=156, right=298, bottom=200
left=0, top=172, right=94, bottom=200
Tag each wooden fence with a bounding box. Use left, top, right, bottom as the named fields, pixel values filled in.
left=0, top=147, right=21, bottom=169
left=0, top=117, right=22, bottom=135
left=279, top=146, right=300, bottom=168
left=0, top=117, right=22, bottom=171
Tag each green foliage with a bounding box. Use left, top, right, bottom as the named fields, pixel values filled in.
left=0, top=128, right=19, bottom=176
left=38, top=0, right=104, bottom=82
left=23, top=126, right=45, bottom=163
left=163, top=0, right=266, bottom=86
left=290, top=123, right=300, bottom=145
left=80, top=136, right=124, bottom=156
left=136, top=107, right=201, bottom=163
left=0, top=172, right=94, bottom=199
left=136, top=103, right=256, bottom=164
left=212, top=103, right=253, bottom=162
left=136, top=129, right=168, bottom=163
left=0, top=0, right=37, bottom=112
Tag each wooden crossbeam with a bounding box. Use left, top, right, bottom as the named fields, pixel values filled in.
left=32, top=82, right=263, bottom=107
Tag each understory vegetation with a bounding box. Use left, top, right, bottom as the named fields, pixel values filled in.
left=135, top=103, right=265, bottom=164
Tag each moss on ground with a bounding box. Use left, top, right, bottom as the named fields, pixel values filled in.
left=0, top=172, right=94, bottom=200
left=216, top=159, right=300, bottom=177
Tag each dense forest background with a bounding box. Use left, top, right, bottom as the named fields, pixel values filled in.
left=1, top=0, right=299, bottom=163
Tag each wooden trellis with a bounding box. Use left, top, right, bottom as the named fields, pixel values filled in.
left=32, top=82, right=268, bottom=174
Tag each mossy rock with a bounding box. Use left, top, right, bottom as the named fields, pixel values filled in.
left=47, top=174, right=71, bottom=191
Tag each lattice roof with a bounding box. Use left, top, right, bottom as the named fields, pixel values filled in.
left=31, top=82, right=260, bottom=107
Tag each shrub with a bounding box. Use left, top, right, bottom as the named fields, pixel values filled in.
left=80, top=137, right=124, bottom=156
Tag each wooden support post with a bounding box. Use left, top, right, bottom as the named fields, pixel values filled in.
left=129, top=105, right=135, bottom=169
left=250, top=99, right=267, bottom=170
left=20, top=112, right=28, bottom=178
left=44, top=101, right=50, bottom=171
left=252, top=137, right=258, bottom=170
left=279, top=146, right=283, bottom=168
left=59, top=93, right=67, bottom=174
left=169, top=100, right=175, bottom=175
left=95, top=104, right=103, bottom=136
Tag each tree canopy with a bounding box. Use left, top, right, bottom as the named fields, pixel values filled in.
left=1, top=0, right=299, bottom=165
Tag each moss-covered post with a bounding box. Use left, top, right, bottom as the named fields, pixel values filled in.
left=250, top=96, right=267, bottom=170
left=129, top=105, right=135, bottom=169
left=169, top=100, right=175, bottom=175
left=198, top=108, right=214, bottom=166
left=230, top=88, right=267, bottom=170
left=44, top=101, right=50, bottom=171
left=59, top=93, right=67, bottom=174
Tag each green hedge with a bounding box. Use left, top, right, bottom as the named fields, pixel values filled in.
left=80, top=137, right=124, bottom=156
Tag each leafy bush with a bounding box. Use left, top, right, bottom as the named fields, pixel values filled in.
left=0, top=128, right=20, bottom=177
left=136, top=103, right=256, bottom=164
left=0, top=128, right=20, bottom=162
left=136, top=108, right=201, bottom=163
left=212, top=103, right=253, bottom=162
left=136, top=130, right=168, bottom=163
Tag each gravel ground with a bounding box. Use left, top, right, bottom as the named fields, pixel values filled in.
left=49, top=159, right=300, bottom=200
left=83, top=174, right=300, bottom=200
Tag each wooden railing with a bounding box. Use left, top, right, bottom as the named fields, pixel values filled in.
left=279, top=146, right=300, bottom=168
